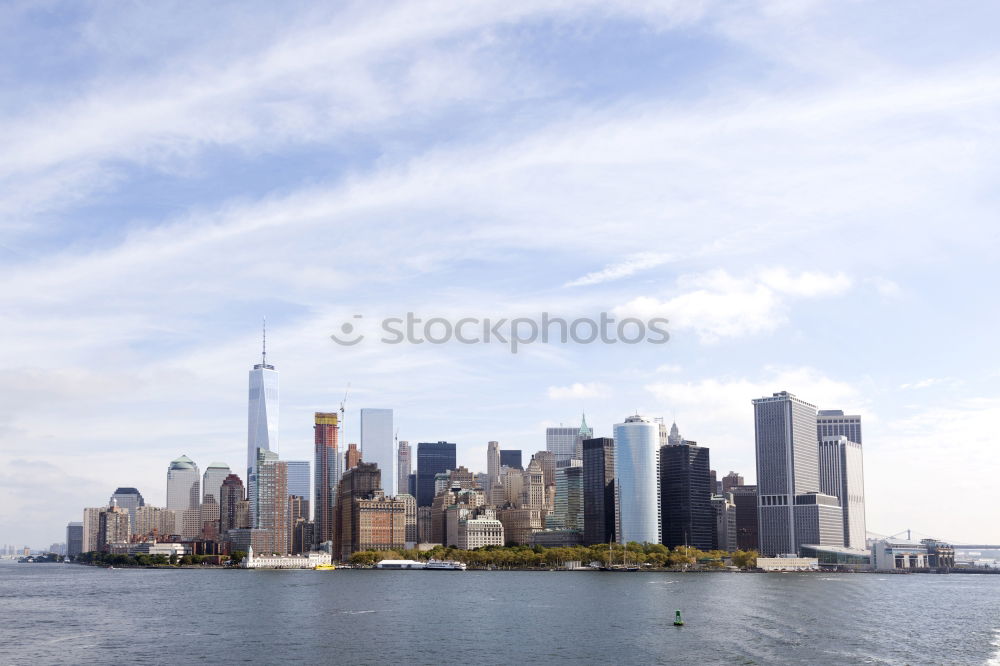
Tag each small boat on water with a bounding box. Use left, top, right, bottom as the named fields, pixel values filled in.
left=314, top=563, right=336, bottom=571
left=424, top=559, right=466, bottom=571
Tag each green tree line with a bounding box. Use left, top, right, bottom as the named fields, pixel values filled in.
left=348, top=543, right=758, bottom=569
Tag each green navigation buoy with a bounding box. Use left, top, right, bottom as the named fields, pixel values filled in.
left=673, top=610, right=684, bottom=627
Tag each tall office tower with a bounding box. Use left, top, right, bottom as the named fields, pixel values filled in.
left=499, top=449, right=522, bottom=470
left=552, top=463, right=584, bottom=531
left=613, top=415, right=661, bottom=544
left=360, top=408, right=395, bottom=495
left=166, top=455, right=202, bottom=539
left=521, top=458, right=546, bottom=510
left=708, top=470, right=719, bottom=496
left=722, top=471, right=744, bottom=494
left=408, top=473, right=416, bottom=497
left=109, top=488, right=145, bottom=529
left=533, top=451, right=556, bottom=488
left=712, top=494, right=738, bottom=552
left=247, top=324, right=279, bottom=517
left=313, top=412, right=339, bottom=547
left=134, top=506, right=178, bottom=539
left=345, top=443, right=362, bottom=471
left=546, top=425, right=579, bottom=463
left=666, top=422, right=684, bottom=447
left=397, top=493, right=418, bottom=544
left=659, top=441, right=714, bottom=550
left=486, top=441, right=500, bottom=503
left=285, top=460, right=310, bottom=519
left=416, top=442, right=456, bottom=507
left=200, top=463, right=231, bottom=538
left=583, top=437, right=617, bottom=545
left=66, top=522, right=83, bottom=558
left=753, top=391, right=836, bottom=556
left=575, top=414, right=593, bottom=460
left=97, top=503, right=130, bottom=551
left=730, top=485, right=759, bottom=551
left=397, top=441, right=412, bottom=499
left=335, top=462, right=382, bottom=559
left=819, top=435, right=866, bottom=549
left=254, top=448, right=289, bottom=555
left=82, top=508, right=101, bottom=552
left=219, top=474, right=246, bottom=535
left=817, top=409, right=862, bottom=444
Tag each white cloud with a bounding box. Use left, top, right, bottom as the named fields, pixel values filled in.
left=565, top=252, right=674, bottom=287
left=547, top=382, right=608, bottom=400
left=614, top=268, right=851, bottom=343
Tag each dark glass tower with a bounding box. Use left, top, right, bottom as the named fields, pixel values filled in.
left=659, top=443, right=714, bottom=550
left=499, top=449, right=522, bottom=470
left=416, top=442, right=456, bottom=507
left=582, top=437, right=616, bottom=545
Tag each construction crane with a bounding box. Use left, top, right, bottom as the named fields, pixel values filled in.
left=339, top=382, right=351, bottom=443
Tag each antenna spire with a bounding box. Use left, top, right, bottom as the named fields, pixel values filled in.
left=262, top=317, right=267, bottom=366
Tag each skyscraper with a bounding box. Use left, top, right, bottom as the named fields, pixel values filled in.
left=109, top=487, right=144, bottom=529
left=486, top=441, right=500, bottom=502
left=254, top=448, right=289, bottom=555
left=200, top=463, right=231, bottom=538
left=819, top=435, right=867, bottom=549
left=286, top=460, right=310, bottom=518
left=416, top=442, right=456, bottom=507
left=659, top=441, right=714, bottom=550
left=753, top=391, right=840, bottom=556
left=613, top=415, right=661, bottom=544
left=166, top=455, right=201, bottom=540
left=731, top=485, right=759, bottom=551
left=817, top=409, right=862, bottom=444
left=499, top=449, right=522, bottom=470
left=360, top=408, right=395, bottom=495
left=722, top=471, right=744, bottom=494
left=313, top=412, right=339, bottom=547
left=583, top=437, right=616, bottom=545
left=219, top=473, right=246, bottom=535
left=345, top=443, right=361, bottom=471
left=397, top=440, right=412, bottom=499
left=97, top=503, right=130, bottom=552
left=248, top=324, right=279, bottom=514
left=546, top=425, right=579, bottom=463
left=66, top=522, right=83, bottom=558
left=552, top=464, right=584, bottom=531
left=335, top=461, right=382, bottom=559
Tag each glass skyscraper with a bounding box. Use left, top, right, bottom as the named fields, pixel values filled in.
left=612, top=415, right=661, bottom=544
left=286, top=460, right=311, bottom=518
left=248, top=328, right=279, bottom=521
left=416, top=441, right=456, bottom=507
left=659, top=442, right=714, bottom=550
left=582, top=437, right=616, bottom=545
left=360, top=408, right=395, bottom=495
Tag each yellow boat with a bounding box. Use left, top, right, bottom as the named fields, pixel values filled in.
left=314, top=563, right=336, bottom=571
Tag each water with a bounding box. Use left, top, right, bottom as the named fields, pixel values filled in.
left=2, top=561, right=999, bottom=665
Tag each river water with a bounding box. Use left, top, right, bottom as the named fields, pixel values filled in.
left=1, top=561, right=998, bottom=664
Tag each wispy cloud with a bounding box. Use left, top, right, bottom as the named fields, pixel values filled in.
left=565, top=252, right=674, bottom=287
left=547, top=382, right=608, bottom=400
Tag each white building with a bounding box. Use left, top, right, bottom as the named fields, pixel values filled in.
left=458, top=512, right=504, bottom=550
left=166, top=455, right=201, bottom=539
left=872, top=538, right=929, bottom=571
left=757, top=557, right=819, bottom=571
left=360, top=408, right=395, bottom=495
left=613, top=415, right=661, bottom=544
left=818, top=435, right=866, bottom=549
left=242, top=545, right=331, bottom=569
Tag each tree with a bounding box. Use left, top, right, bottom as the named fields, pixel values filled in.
left=731, top=550, right=758, bottom=569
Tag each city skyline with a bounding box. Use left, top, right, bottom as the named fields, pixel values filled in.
left=3, top=1, right=999, bottom=551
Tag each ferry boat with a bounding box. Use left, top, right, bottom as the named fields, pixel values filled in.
left=314, top=563, right=336, bottom=571
left=376, top=559, right=425, bottom=569
left=424, top=559, right=467, bottom=571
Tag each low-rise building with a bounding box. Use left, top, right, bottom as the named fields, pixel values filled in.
left=800, top=544, right=871, bottom=570
left=243, top=546, right=332, bottom=569
left=757, top=556, right=819, bottom=572
left=530, top=529, right=583, bottom=548
left=872, top=538, right=930, bottom=570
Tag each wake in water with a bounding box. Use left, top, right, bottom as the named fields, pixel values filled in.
left=987, top=628, right=1000, bottom=666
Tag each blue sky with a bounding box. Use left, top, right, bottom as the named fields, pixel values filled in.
left=2, top=0, right=999, bottom=548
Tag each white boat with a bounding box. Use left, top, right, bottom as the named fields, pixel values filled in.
left=424, top=558, right=466, bottom=571
left=376, top=559, right=425, bottom=569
